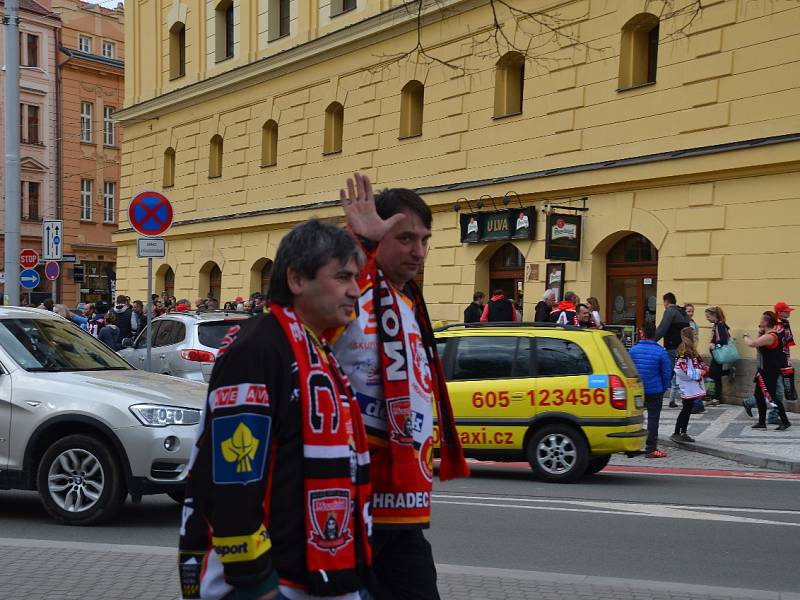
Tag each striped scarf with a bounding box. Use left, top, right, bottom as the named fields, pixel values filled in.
left=271, top=304, right=371, bottom=595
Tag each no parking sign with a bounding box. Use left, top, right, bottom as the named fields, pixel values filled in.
left=128, top=191, right=173, bottom=237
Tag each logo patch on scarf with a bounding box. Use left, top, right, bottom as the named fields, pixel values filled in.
left=409, top=332, right=432, bottom=396
left=419, top=436, right=434, bottom=482
left=212, top=414, right=270, bottom=485
left=308, top=489, right=353, bottom=554
left=386, top=397, right=414, bottom=444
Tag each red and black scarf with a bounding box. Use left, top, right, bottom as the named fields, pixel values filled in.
left=372, top=268, right=469, bottom=484
left=271, top=304, right=371, bottom=594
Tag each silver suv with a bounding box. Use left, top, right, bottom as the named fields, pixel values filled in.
left=0, top=307, right=206, bottom=525
left=118, top=310, right=251, bottom=382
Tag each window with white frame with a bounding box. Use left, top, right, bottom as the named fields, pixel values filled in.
left=80, top=102, right=93, bottom=143
left=79, top=35, right=92, bottom=53
left=80, top=179, right=93, bottom=221
left=103, top=181, right=115, bottom=223
left=103, top=106, right=115, bottom=146
left=102, top=40, right=115, bottom=59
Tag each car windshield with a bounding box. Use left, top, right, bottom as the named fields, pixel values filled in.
left=198, top=319, right=248, bottom=348
left=0, top=318, right=133, bottom=372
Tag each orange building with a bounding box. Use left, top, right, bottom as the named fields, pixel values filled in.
left=53, top=0, right=123, bottom=307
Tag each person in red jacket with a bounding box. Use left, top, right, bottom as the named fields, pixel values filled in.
left=549, top=291, right=579, bottom=325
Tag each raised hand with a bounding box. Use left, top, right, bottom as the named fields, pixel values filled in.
left=340, top=172, right=405, bottom=242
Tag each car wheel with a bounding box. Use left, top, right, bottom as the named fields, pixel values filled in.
left=36, top=434, right=126, bottom=525
left=526, top=424, right=589, bottom=483
left=585, top=454, right=612, bottom=475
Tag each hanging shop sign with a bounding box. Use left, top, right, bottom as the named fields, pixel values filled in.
left=460, top=208, right=535, bottom=243
left=545, top=213, right=582, bottom=261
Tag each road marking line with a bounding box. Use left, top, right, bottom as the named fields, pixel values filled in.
left=0, top=537, right=174, bottom=555
left=432, top=495, right=800, bottom=526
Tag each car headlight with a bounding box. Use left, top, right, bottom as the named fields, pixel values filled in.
left=129, top=404, right=202, bottom=427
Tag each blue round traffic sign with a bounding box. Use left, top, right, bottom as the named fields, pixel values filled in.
left=44, top=261, right=61, bottom=281
left=20, top=268, right=41, bottom=289
left=128, top=191, right=173, bottom=237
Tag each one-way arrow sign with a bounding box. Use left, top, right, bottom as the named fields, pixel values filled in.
left=42, top=219, right=63, bottom=261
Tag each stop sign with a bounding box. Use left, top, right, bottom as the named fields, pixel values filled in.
left=19, top=248, right=39, bottom=270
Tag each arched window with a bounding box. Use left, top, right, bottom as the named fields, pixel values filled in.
left=323, top=102, right=344, bottom=155
left=618, top=13, right=660, bottom=89
left=268, top=0, right=291, bottom=41
left=399, top=80, right=424, bottom=139
left=200, top=261, right=223, bottom=301
left=489, top=243, right=525, bottom=304
left=169, top=22, right=186, bottom=79
left=249, top=258, right=274, bottom=297
left=163, top=147, right=175, bottom=187
left=261, top=120, right=278, bottom=167
left=494, top=52, right=525, bottom=118
left=156, top=264, right=175, bottom=298
left=215, top=0, right=234, bottom=62
left=209, top=135, right=223, bottom=178
left=164, top=267, right=175, bottom=298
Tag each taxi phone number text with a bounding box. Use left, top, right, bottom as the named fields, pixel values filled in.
left=470, top=389, right=607, bottom=408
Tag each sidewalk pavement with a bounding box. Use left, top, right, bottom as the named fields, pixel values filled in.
left=3, top=538, right=800, bottom=600
left=653, top=402, right=800, bottom=473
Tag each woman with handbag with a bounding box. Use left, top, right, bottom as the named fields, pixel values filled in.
left=705, top=306, right=737, bottom=406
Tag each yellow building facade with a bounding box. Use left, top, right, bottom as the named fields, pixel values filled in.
left=117, top=0, right=800, bottom=389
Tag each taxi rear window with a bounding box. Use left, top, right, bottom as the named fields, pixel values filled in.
left=603, top=334, right=639, bottom=378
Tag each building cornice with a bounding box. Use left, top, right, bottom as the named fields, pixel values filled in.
left=59, top=46, right=124, bottom=70
left=113, top=132, right=800, bottom=238
left=115, top=0, right=486, bottom=123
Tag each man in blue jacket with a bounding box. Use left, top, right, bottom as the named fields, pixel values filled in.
left=630, top=321, right=673, bottom=458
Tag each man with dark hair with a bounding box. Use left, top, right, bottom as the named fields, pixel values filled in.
left=112, top=294, right=135, bottom=341
left=480, top=289, right=518, bottom=322
left=131, top=300, right=147, bottom=335
left=179, top=219, right=372, bottom=600
left=576, top=303, right=592, bottom=328
left=629, top=320, right=673, bottom=458
left=549, top=291, right=579, bottom=325
left=463, top=291, right=485, bottom=323
left=654, top=292, right=690, bottom=407
left=332, top=173, right=468, bottom=600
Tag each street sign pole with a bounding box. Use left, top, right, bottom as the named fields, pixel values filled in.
left=146, top=257, right=153, bottom=371
left=3, top=0, right=22, bottom=306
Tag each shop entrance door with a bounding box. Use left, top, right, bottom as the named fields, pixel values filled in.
left=489, top=243, right=524, bottom=304
left=606, top=234, right=658, bottom=330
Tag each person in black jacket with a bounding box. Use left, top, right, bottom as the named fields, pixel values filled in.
left=534, top=289, right=557, bottom=322
left=112, top=295, right=135, bottom=341
left=654, top=293, right=690, bottom=407
left=480, top=289, right=519, bottom=322
left=463, top=291, right=485, bottom=323
left=705, top=306, right=733, bottom=406
left=179, top=220, right=371, bottom=600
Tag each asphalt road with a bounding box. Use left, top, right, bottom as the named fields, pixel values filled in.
left=1, top=453, right=799, bottom=595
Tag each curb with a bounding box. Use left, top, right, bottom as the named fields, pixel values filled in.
left=658, top=435, right=800, bottom=473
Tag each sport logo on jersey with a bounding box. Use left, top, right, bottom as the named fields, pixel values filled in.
left=212, top=383, right=270, bottom=411
left=212, top=414, right=270, bottom=484
left=386, top=397, right=414, bottom=444
left=308, top=490, right=352, bottom=554
left=408, top=332, right=432, bottom=396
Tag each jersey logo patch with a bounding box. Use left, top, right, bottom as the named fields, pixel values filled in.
left=212, top=414, right=270, bottom=484
left=387, top=397, right=414, bottom=444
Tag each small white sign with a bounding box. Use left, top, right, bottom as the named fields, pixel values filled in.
left=137, top=237, right=166, bottom=258
left=643, top=278, right=653, bottom=285
left=42, top=219, right=64, bottom=260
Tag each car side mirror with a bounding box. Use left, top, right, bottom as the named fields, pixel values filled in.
left=121, top=337, right=134, bottom=349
